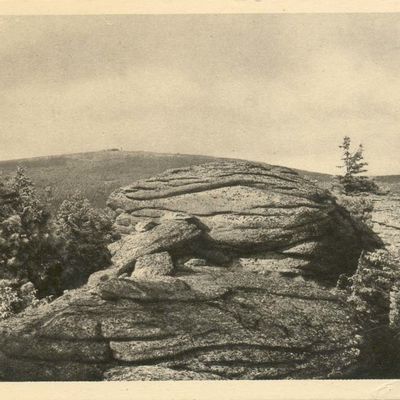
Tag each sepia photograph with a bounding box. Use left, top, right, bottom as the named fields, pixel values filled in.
left=0, top=2, right=400, bottom=395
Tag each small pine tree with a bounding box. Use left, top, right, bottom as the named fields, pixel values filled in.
left=336, top=136, right=379, bottom=195
left=338, top=136, right=368, bottom=177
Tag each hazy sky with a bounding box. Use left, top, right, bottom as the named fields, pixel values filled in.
left=1, top=14, right=400, bottom=174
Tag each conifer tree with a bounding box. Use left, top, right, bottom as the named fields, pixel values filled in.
left=336, top=136, right=379, bottom=195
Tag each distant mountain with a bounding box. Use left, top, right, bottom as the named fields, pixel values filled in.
left=1, top=149, right=396, bottom=211
left=0, top=150, right=220, bottom=210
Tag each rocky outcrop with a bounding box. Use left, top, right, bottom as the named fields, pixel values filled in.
left=107, top=160, right=377, bottom=277
left=0, top=160, right=381, bottom=380
left=371, top=194, right=400, bottom=255
left=0, top=270, right=364, bottom=381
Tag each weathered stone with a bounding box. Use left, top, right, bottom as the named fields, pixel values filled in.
left=0, top=270, right=367, bottom=380
left=108, top=240, right=125, bottom=256
left=0, top=351, right=104, bottom=381
left=87, top=268, right=120, bottom=287
left=116, top=212, right=133, bottom=227
left=370, top=195, right=400, bottom=255
left=104, top=365, right=222, bottom=381
left=2, top=336, right=110, bottom=363
left=113, top=224, right=133, bottom=235
left=20, top=281, right=35, bottom=294
left=135, top=220, right=157, bottom=232
left=281, top=241, right=320, bottom=256
left=111, top=220, right=202, bottom=269
left=160, top=211, right=195, bottom=222
left=184, top=258, right=207, bottom=267
left=132, top=252, right=174, bottom=280
left=238, top=253, right=310, bottom=274
left=108, top=160, right=380, bottom=276
left=0, top=160, right=383, bottom=381
left=38, top=314, right=102, bottom=340
left=96, top=277, right=213, bottom=302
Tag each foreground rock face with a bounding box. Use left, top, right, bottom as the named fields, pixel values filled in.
left=0, top=161, right=380, bottom=380
left=0, top=271, right=363, bottom=381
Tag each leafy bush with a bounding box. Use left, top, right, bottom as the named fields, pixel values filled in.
left=389, top=283, right=400, bottom=330
left=0, top=168, right=115, bottom=316
left=0, top=167, right=61, bottom=296
left=347, top=250, right=399, bottom=319
left=335, top=175, right=380, bottom=196
left=54, top=192, right=113, bottom=289
left=341, top=250, right=400, bottom=376
left=0, top=279, right=42, bottom=320
left=335, top=195, right=374, bottom=228
left=0, top=280, right=22, bottom=320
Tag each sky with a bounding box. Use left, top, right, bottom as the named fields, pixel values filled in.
left=0, top=14, right=399, bottom=175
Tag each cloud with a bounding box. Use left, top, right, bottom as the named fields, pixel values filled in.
left=0, top=14, right=399, bottom=174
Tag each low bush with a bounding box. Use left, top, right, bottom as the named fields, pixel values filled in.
left=54, top=193, right=113, bottom=289
left=0, top=280, right=22, bottom=320
left=335, top=136, right=381, bottom=195
left=0, top=168, right=115, bottom=318
left=336, top=175, right=381, bottom=195
left=0, top=168, right=60, bottom=296
left=0, top=279, right=42, bottom=321
left=340, top=250, right=400, bottom=377
left=335, top=194, right=374, bottom=228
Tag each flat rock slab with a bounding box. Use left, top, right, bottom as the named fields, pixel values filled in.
left=111, top=220, right=202, bottom=269
left=0, top=267, right=364, bottom=381
left=184, top=258, right=208, bottom=267
left=131, top=252, right=174, bottom=280
left=238, top=254, right=310, bottom=274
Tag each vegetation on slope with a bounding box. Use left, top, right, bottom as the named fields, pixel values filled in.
left=0, top=168, right=114, bottom=318
left=0, top=150, right=219, bottom=211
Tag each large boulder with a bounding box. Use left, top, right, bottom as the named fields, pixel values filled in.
left=0, top=270, right=364, bottom=380
left=108, top=160, right=378, bottom=277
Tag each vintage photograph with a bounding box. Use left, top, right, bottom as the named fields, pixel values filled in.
left=0, top=12, right=400, bottom=383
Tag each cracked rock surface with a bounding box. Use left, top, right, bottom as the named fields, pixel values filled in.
left=0, top=272, right=363, bottom=380
left=371, top=195, right=400, bottom=255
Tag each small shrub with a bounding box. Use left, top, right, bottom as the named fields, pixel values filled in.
left=0, top=279, right=41, bottom=320
left=0, top=281, right=21, bottom=320
left=336, top=175, right=380, bottom=195
left=335, top=136, right=380, bottom=195
left=0, top=168, right=61, bottom=296
left=343, top=250, right=400, bottom=376
left=1, top=168, right=116, bottom=318
left=54, top=192, right=113, bottom=289
left=335, top=194, right=374, bottom=228
left=389, top=283, right=400, bottom=330
left=347, top=250, right=399, bottom=319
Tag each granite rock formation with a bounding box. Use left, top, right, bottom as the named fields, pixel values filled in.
left=108, top=160, right=377, bottom=277
left=0, top=161, right=381, bottom=380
